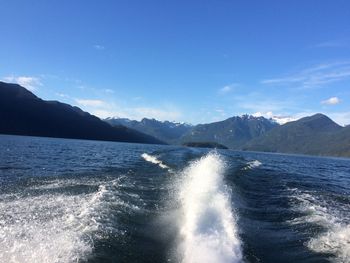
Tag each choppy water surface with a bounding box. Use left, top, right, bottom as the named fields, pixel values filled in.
left=0, top=135, right=349, bottom=263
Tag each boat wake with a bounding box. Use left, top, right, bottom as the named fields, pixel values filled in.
left=176, top=153, right=242, bottom=263
left=243, top=160, right=262, bottom=170
left=142, top=153, right=170, bottom=170
left=289, top=189, right=350, bottom=262
left=0, top=178, right=122, bottom=263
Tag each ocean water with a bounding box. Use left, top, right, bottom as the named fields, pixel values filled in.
left=0, top=135, right=350, bottom=263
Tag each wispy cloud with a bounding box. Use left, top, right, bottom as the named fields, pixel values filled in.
left=219, top=85, right=232, bottom=94
left=74, top=97, right=182, bottom=121
left=75, top=99, right=108, bottom=107
left=321, top=96, right=341, bottom=105
left=312, top=39, right=349, bottom=48
left=2, top=75, right=42, bottom=91
left=253, top=110, right=350, bottom=126
left=93, top=44, right=105, bottom=50
left=132, top=107, right=181, bottom=121
left=252, top=111, right=298, bottom=124
left=261, top=61, right=350, bottom=89
left=232, top=91, right=313, bottom=124
left=237, top=97, right=293, bottom=113
left=218, top=83, right=237, bottom=95
left=132, top=96, right=143, bottom=101
left=90, top=106, right=182, bottom=121
left=90, top=109, right=123, bottom=119
left=328, top=111, right=350, bottom=126
left=55, top=93, right=70, bottom=98
left=103, top=89, right=114, bottom=94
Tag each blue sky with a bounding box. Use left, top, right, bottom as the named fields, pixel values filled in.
left=1, top=0, right=350, bottom=125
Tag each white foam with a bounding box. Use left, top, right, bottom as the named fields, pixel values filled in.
left=28, top=178, right=102, bottom=190
left=177, top=153, right=242, bottom=263
left=243, top=160, right=262, bottom=170
left=308, top=225, right=350, bottom=262
left=289, top=190, right=350, bottom=262
left=141, top=153, right=169, bottom=169
left=0, top=178, right=121, bottom=263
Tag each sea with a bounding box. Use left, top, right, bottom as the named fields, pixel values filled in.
left=0, top=134, right=349, bottom=263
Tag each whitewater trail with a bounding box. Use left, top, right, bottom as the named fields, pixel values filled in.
left=141, top=153, right=170, bottom=170
left=289, top=189, right=350, bottom=262
left=177, top=153, right=243, bottom=263
left=243, top=160, right=262, bottom=170
left=0, top=178, right=122, bottom=263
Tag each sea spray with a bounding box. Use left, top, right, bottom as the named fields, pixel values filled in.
left=0, top=178, right=121, bottom=263
left=177, top=153, right=242, bottom=263
left=289, top=189, right=350, bottom=262
left=142, top=153, right=170, bottom=169
left=242, top=160, right=262, bottom=170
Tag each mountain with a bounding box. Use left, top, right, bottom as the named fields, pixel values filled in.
left=326, top=126, right=350, bottom=156
left=0, top=81, right=163, bottom=144
left=243, top=113, right=348, bottom=156
left=180, top=115, right=278, bottom=149
left=105, top=117, right=192, bottom=144
left=4, top=80, right=347, bottom=157
left=183, top=142, right=228, bottom=149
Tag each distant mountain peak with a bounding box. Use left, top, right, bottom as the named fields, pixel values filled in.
left=0, top=81, right=39, bottom=100
left=295, top=113, right=342, bottom=132
left=104, top=117, right=193, bottom=144
left=181, top=114, right=278, bottom=149
left=299, top=113, right=339, bottom=123
left=303, top=113, right=331, bottom=121
left=244, top=112, right=347, bottom=156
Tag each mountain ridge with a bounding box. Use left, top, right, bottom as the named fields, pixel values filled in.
left=105, top=117, right=193, bottom=144
left=0, top=81, right=164, bottom=144
left=106, top=115, right=279, bottom=149
left=106, top=114, right=350, bottom=157
left=180, top=115, right=278, bottom=149
left=243, top=113, right=348, bottom=156
left=2, top=81, right=349, bottom=157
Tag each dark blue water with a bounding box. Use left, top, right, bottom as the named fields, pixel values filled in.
left=0, top=135, right=349, bottom=263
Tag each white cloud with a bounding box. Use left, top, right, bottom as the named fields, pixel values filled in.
left=104, top=89, right=114, bottom=94
left=2, top=75, right=42, bottom=91
left=219, top=85, right=232, bottom=94
left=132, top=107, right=181, bottom=121
left=262, top=61, right=350, bottom=89
left=132, top=96, right=143, bottom=101
left=90, top=107, right=182, bottom=121
left=327, top=112, right=350, bottom=126
left=232, top=92, right=313, bottom=125
left=55, top=93, right=70, bottom=98
left=238, top=98, right=291, bottom=113
left=321, top=97, right=341, bottom=105
left=75, top=99, right=108, bottom=107
left=93, top=44, right=105, bottom=50
left=252, top=110, right=350, bottom=126
left=214, top=109, right=227, bottom=118
left=218, top=84, right=238, bottom=94
left=91, top=109, right=122, bottom=119
left=252, top=111, right=274, bottom=118
left=253, top=111, right=298, bottom=124
left=74, top=97, right=182, bottom=122
left=312, top=40, right=349, bottom=48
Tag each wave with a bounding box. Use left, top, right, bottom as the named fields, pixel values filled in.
left=28, top=178, right=107, bottom=190
left=289, top=190, right=350, bottom=262
left=141, top=153, right=170, bottom=169
left=0, top=178, right=123, bottom=263
left=309, top=225, right=350, bottom=262
left=176, top=152, right=242, bottom=263
left=243, top=160, right=262, bottom=170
